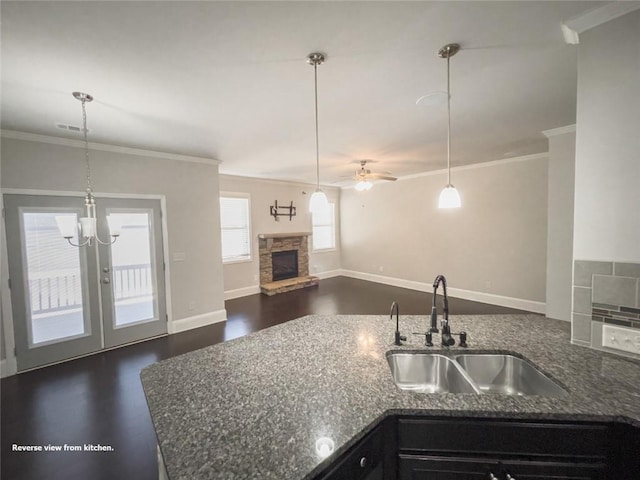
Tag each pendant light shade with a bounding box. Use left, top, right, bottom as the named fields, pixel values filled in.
left=438, top=184, right=461, bottom=209
left=437, top=43, right=462, bottom=209
left=307, top=52, right=329, bottom=214
left=309, top=189, right=329, bottom=214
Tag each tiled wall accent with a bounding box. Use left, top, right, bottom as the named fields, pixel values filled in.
left=571, top=260, right=640, bottom=358
left=592, top=304, right=640, bottom=329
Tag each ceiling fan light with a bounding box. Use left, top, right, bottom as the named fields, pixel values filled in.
left=438, top=184, right=461, bottom=209
left=355, top=180, right=372, bottom=191
left=309, top=188, right=329, bottom=214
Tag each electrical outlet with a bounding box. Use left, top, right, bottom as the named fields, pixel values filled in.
left=379, top=266, right=384, bottom=273
left=188, top=301, right=196, bottom=312
left=602, top=325, right=640, bottom=355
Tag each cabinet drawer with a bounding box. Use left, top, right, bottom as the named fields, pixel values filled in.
left=398, top=418, right=609, bottom=459
left=399, top=454, right=494, bottom=479
left=399, top=454, right=605, bottom=480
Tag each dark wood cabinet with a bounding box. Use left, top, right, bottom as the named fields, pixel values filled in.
left=315, top=417, right=396, bottom=480
left=397, top=417, right=608, bottom=479
left=314, top=415, right=639, bottom=480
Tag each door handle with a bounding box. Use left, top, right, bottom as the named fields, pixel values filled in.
left=102, top=277, right=111, bottom=284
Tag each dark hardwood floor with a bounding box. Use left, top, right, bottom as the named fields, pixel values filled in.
left=1, top=277, right=526, bottom=480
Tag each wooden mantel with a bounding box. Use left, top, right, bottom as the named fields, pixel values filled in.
left=257, top=232, right=312, bottom=239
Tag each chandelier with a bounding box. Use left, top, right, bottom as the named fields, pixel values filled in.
left=55, top=92, right=120, bottom=246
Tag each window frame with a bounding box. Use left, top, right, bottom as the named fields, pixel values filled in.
left=311, top=202, right=336, bottom=252
left=219, top=192, right=252, bottom=264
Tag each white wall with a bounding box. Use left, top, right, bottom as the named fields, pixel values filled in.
left=545, top=126, right=576, bottom=321
left=1, top=136, right=226, bottom=344
left=219, top=174, right=341, bottom=297
left=574, top=10, right=640, bottom=262
left=340, top=155, right=548, bottom=306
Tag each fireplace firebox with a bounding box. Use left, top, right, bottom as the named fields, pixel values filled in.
left=272, top=250, right=298, bottom=282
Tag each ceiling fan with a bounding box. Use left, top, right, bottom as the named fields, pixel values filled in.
left=353, top=160, right=397, bottom=191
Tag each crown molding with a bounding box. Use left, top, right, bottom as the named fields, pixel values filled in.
left=219, top=173, right=339, bottom=191
left=390, top=152, right=548, bottom=185
left=562, top=2, right=640, bottom=44
left=542, top=124, right=576, bottom=138
left=0, top=130, right=220, bottom=165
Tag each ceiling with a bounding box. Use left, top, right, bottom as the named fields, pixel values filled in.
left=1, top=1, right=598, bottom=186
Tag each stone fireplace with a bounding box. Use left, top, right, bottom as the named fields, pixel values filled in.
left=258, top=232, right=319, bottom=295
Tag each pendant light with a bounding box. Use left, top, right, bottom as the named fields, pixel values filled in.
left=437, top=43, right=462, bottom=209
left=55, top=92, right=121, bottom=246
left=307, top=52, right=329, bottom=214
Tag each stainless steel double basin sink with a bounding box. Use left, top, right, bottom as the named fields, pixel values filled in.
left=387, top=352, right=566, bottom=396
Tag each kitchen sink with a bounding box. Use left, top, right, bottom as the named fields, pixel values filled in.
left=455, top=354, right=567, bottom=396
left=387, top=352, right=566, bottom=396
left=386, top=353, right=479, bottom=394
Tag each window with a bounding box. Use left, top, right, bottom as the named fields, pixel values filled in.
left=312, top=203, right=336, bottom=251
left=220, top=194, right=251, bottom=263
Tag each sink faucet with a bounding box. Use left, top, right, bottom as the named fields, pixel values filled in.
left=390, top=301, right=406, bottom=346
left=431, top=275, right=455, bottom=346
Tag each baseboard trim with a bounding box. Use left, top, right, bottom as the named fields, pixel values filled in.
left=340, top=269, right=427, bottom=292
left=169, top=309, right=227, bottom=334
left=339, top=269, right=546, bottom=314
left=1, top=357, right=18, bottom=378
left=316, top=269, right=343, bottom=280
left=446, top=286, right=546, bottom=314
left=224, top=285, right=260, bottom=300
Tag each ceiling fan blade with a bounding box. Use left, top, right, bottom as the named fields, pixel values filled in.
left=368, top=174, right=397, bottom=181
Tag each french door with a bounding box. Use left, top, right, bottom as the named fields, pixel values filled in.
left=4, top=194, right=167, bottom=371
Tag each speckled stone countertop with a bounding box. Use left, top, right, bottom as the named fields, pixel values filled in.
left=140, top=314, right=640, bottom=480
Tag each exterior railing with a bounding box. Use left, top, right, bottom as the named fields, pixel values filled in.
left=29, top=264, right=152, bottom=315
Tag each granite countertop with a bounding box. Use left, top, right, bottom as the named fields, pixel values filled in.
left=140, top=314, right=640, bottom=480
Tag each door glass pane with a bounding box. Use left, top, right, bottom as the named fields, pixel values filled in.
left=22, top=212, right=86, bottom=345
left=109, top=212, right=157, bottom=327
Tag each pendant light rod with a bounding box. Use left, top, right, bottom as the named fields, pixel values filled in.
left=307, top=52, right=325, bottom=189
left=437, top=44, right=459, bottom=186
left=314, top=60, right=320, bottom=188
